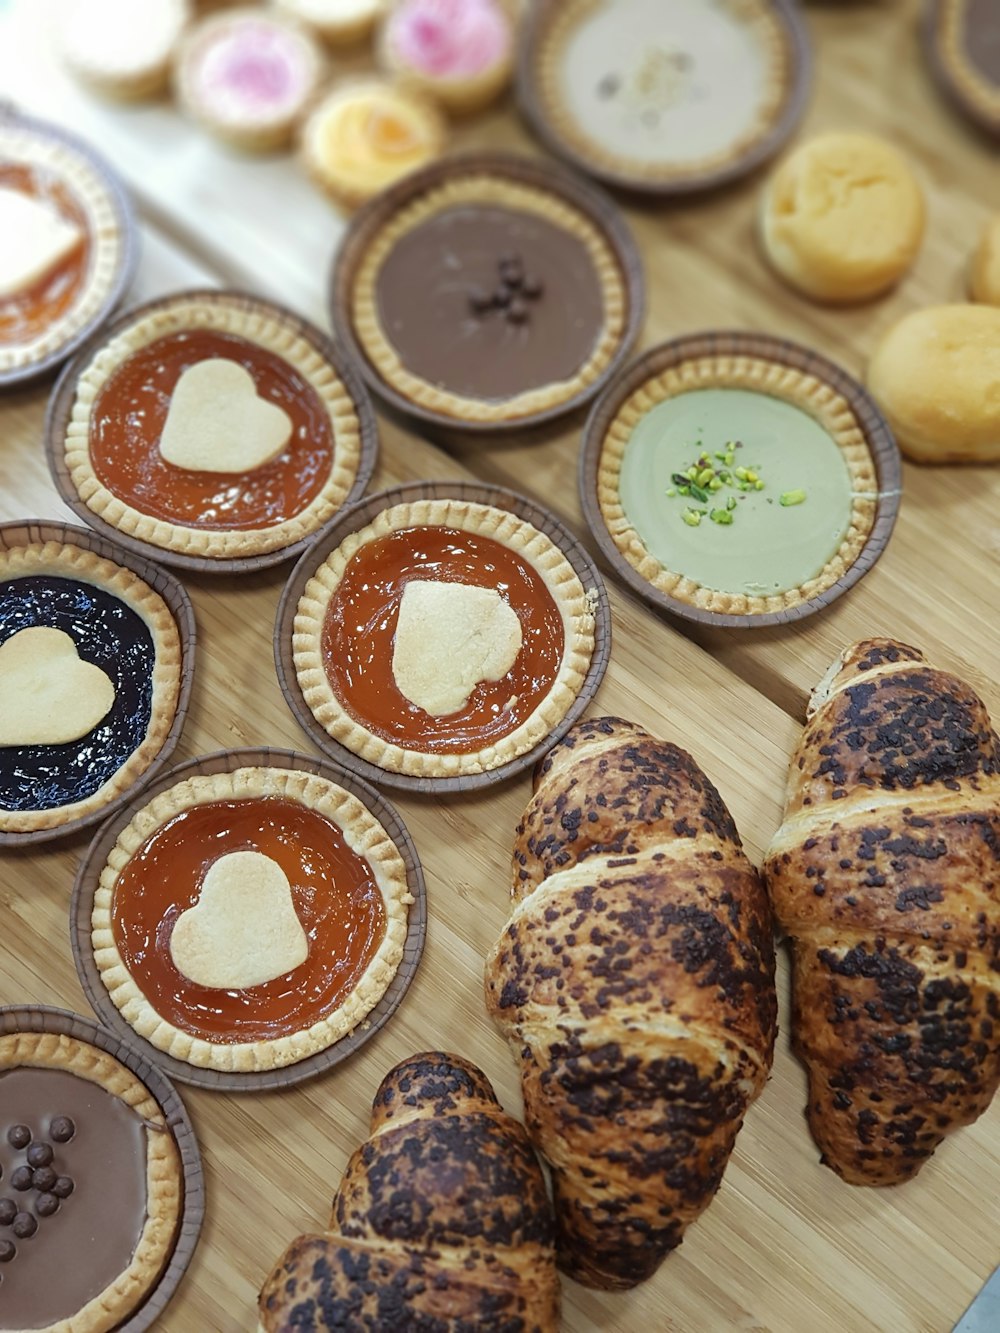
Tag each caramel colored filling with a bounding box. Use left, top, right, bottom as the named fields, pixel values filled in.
left=111, top=797, right=387, bottom=1043
left=321, top=526, right=565, bottom=753
left=89, top=329, right=334, bottom=529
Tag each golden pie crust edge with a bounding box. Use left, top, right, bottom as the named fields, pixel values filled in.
left=0, top=1030, right=182, bottom=1333
left=351, top=175, right=628, bottom=423
left=939, top=0, right=1000, bottom=118
left=0, top=122, right=126, bottom=375
left=533, top=0, right=791, bottom=184
left=292, top=498, right=597, bottom=776
left=64, top=294, right=364, bottom=559
left=596, top=356, right=878, bottom=616
left=91, top=767, right=414, bottom=1073
left=0, top=542, right=182, bottom=835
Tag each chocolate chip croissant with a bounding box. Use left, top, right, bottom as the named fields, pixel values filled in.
left=485, top=716, right=777, bottom=1291
left=764, top=639, right=1000, bottom=1186
left=258, top=1052, right=559, bottom=1332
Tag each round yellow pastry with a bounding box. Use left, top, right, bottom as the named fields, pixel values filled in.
left=866, top=304, right=1000, bottom=464
left=969, top=215, right=1000, bottom=306
left=760, top=132, right=926, bottom=303
left=301, top=79, right=446, bottom=209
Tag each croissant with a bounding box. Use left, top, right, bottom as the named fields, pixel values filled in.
left=484, top=716, right=777, bottom=1291
left=764, top=638, right=1000, bottom=1186
left=258, top=1052, right=560, bottom=1332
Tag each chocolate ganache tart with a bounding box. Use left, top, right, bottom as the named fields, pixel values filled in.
left=332, top=153, right=642, bottom=429
left=54, top=290, right=374, bottom=566
left=0, top=1024, right=182, bottom=1332
left=0, top=527, right=187, bottom=837
left=290, top=491, right=600, bottom=780
left=90, top=764, right=414, bottom=1074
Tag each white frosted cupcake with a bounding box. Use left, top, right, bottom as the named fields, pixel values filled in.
left=272, top=0, right=384, bottom=47
left=379, top=0, right=514, bottom=115
left=57, top=0, right=191, bottom=100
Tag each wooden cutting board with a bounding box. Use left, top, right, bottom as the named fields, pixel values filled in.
left=0, top=2, right=998, bottom=1330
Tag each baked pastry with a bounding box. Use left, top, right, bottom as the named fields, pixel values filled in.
left=91, top=765, right=414, bottom=1072
left=379, top=0, right=515, bottom=115
left=866, top=304, right=1000, bottom=464
left=521, top=0, right=805, bottom=191
left=763, top=639, right=1000, bottom=1186
left=0, top=114, right=132, bottom=383
left=760, top=133, right=926, bottom=303
left=301, top=78, right=446, bottom=210
left=0, top=1026, right=182, bottom=1331
left=258, top=1051, right=560, bottom=1332
left=57, top=0, right=192, bottom=100
left=60, top=290, right=368, bottom=560
left=594, top=343, right=879, bottom=617
left=969, top=213, right=1000, bottom=304
left=927, top=0, right=1000, bottom=137
left=175, top=8, right=324, bottom=151
left=485, top=716, right=777, bottom=1289
left=273, top=0, right=383, bottom=45
left=0, top=537, right=183, bottom=835
left=292, top=496, right=598, bottom=778
left=341, top=161, right=633, bottom=425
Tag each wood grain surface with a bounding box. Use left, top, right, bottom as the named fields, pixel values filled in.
left=0, top=2, right=998, bottom=1331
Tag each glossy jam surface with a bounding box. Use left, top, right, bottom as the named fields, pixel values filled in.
left=0, top=576, right=155, bottom=812
left=89, top=329, right=334, bottom=529
left=0, top=163, right=90, bottom=348
left=111, top=797, right=388, bottom=1042
left=322, top=526, right=565, bottom=753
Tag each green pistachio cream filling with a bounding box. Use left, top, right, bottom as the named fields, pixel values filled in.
left=618, top=387, right=856, bottom=596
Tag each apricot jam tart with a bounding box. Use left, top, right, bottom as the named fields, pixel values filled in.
left=91, top=767, right=413, bottom=1073
left=292, top=498, right=597, bottom=778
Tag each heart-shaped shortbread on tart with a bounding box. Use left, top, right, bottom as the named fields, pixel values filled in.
left=0, top=187, right=85, bottom=300
left=169, top=849, right=310, bottom=989
left=158, top=358, right=294, bottom=474
left=391, top=579, right=524, bottom=716
left=0, top=626, right=116, bottom=746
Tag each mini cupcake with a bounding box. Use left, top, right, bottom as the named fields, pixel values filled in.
left=302, top=78, right=446, bottom=209
left=379, top=0, right=514, bottom=116
left=272, top=0, right=384, bottom=47
left=57, top=0, right=192, bottom=100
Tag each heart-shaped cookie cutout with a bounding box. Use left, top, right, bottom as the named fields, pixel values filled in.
left=0, top=187, right=85, bottom=300
left=0, top=627, right=116, bottom=746
left=158, top=358, right=293, bottom=474
left=391, top=579, right=523, bottom=716
left=169, top=850, right=309, bottom=989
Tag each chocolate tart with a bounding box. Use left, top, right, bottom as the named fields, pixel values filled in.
left=277, top=481, right=611, bottom=792
left=0, top=109, right=136, bottom=388
left=330, top=152, right=643, bottom=432
left=581, top=333, right=901, bottom=629
left=73, top=748, right=426, bottom=1092
left=925, top=0, right=1000, bottom=138
left=47, top=289, right=378, bottom=574
left=0, top=1005, right=203, bottom=1333
left=0, top=521, right=194, bottom=844
left=518, top=0, right=811, bottom=195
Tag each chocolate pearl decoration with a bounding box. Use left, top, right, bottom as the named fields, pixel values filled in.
left=6, top=1125, right=30, bottom=1150
left=493, top=285, right=512, bottom=309
left=0, top=1198, right=16, bottom=1226
left=52, top=1176, right=74, bottom=1199
left=507, top=298, right=529, bottom=325
left=26, top=1143, right=53, bottom=1169
left=522, top=274, right=543, bottom=299
left=32, top=1166, right=57, bottom=1193
left=49, top=1117, right=75, bottom=1144
left=0, top=1239, right=15, bottom=1262
left=12, top=1212, right=37, bottom=1239
left=35, top=1193, right=59, bottom=1218
left=468, top=285, right=493, bottom=314
left=10, top=1167, right=33, bottom=1193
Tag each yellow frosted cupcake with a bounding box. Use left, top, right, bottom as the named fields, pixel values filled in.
left=379, top=0, right=514, bottom=115
left=302, top=79, right=446, bottom=209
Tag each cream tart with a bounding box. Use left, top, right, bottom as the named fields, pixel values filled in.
left=0, top=534, right=185, bottom=836
left=592, top=340, right=886, bottom=619
left=0, top=1025, right=182, bottom=1332
left=292, top=496, right=598, bottom=778
left=0, top=113, right=134, bottom=385
left=91, top=766, right=414, bottom=1073
left=59, top=290, right=371, bottom=563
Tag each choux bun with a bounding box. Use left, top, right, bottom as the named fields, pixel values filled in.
left=969, top=215, right=1000, bottom=306
left=866, top=304, right=1000, bottom=464
left=760, top=132, right=926, bottom=303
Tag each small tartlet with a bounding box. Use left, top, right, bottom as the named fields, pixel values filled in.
left=926, top=0, right=1000, bottom=137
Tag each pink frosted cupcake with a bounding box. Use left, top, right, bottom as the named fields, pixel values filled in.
left=379, top=0, right=515, bottom=115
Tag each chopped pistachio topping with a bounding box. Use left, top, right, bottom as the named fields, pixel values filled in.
left=779, top=489, right=807, bottom=507
left=664, top=440, right=808, bottom=528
